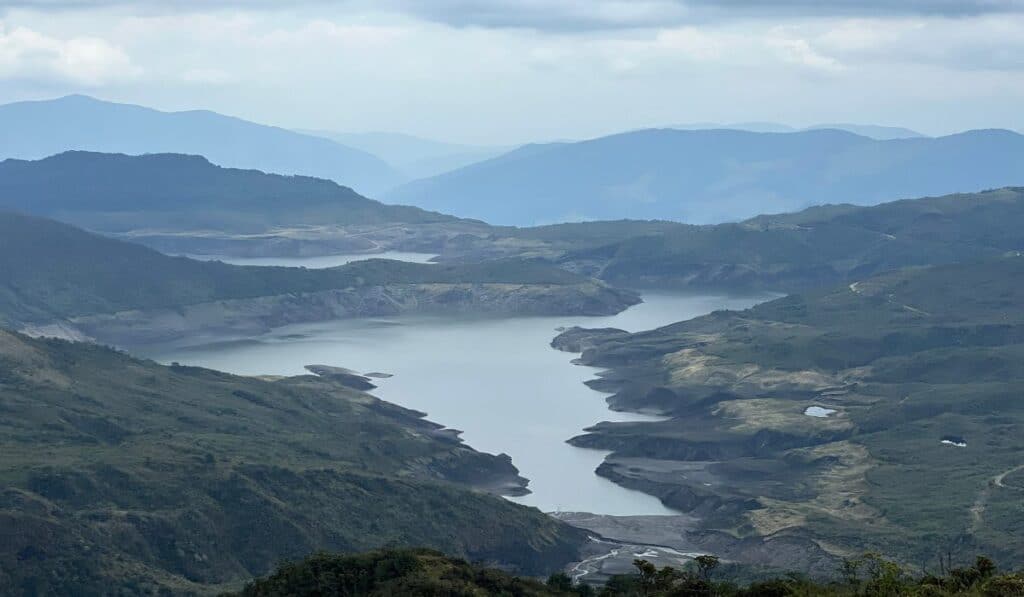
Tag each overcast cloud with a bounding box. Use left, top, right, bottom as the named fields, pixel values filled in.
left=0, top=0, right=1021, bottom=143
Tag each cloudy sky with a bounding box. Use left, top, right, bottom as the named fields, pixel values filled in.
left=1, top=0, right=1022, bottom=144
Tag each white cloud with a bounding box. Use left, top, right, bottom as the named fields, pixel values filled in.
left=0, top=21, right=137, bottom=84
left=812, top=15, right=1024, bottom=71
left=0, top=6, right=1022, bottom=141
left=768, top=36, right=844, bottom=71
left=181, top=67, right=233, bottom=84
left=8, top=1, right=1024, bottom=30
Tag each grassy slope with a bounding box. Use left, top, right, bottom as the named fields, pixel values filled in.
left=566, top=256, right=1024, bottom=567
left=0, top=212, right=590, bottom=324
left=557, top=187, right=1024, bottom=291
left=0, top=330, right=586, bottom=594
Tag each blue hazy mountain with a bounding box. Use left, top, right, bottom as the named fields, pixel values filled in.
left=672, top=121, right=924, bottom=139
left=386, top=128, right=1024, bottom=225
left=0, top=95, right=401, bottom=195
left=804, top=123, right=925, bottom=140
left=302, top=130, right=511, bottom=179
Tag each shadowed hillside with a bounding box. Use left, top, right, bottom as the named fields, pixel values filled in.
left=0, top=151, right=445, bottom=233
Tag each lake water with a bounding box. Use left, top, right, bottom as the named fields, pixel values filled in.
left=144, top=288, right=770, bottom=515
left=184, top=251, right=437, bottom=268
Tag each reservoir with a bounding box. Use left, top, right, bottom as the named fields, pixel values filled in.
left=145, top=277, right=769, bottom=515
left=184, top=251, right=437, bottom=268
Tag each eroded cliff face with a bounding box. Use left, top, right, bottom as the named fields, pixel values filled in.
left=22, top=282, right=640, bottom=346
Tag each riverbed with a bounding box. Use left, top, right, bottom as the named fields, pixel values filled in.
left=143, top=275, right=769, bottom=515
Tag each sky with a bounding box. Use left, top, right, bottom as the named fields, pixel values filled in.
left=0, top=0, right=1023, bottom=145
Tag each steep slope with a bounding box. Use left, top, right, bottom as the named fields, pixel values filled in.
left=0, top=212, right=638, bottom=343
left=0, top=95, right=400, bottom=195
left=556, top=256, right=1024, bottom=569
left=0, top=330, right=587, bottom=594
left=387, top=128, right=1024, bottom=225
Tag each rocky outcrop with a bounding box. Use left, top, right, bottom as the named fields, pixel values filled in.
left=550, top=326, right=630, bottom=353
left=305, top=365, right=377, bottom=390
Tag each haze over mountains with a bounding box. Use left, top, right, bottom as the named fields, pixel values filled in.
left=302, top=130, right=511, bottom=180
left=388, top=127, right=1024, bottom=225
left=5, top=95, right=1021, bottom=230
left=670, top=122, right=925, bottom=139
left=0, top=95, right=401, bottom=196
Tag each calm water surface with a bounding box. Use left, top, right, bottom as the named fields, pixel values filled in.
left=184, top=251, right=437, bottom=268
left=145, top=280, right=769, bottom=515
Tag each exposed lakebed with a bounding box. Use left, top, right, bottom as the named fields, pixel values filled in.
left=142, top=259, right=769, bottom=515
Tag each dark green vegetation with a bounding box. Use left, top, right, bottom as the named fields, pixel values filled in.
left=386, top=128, right=1024, bottom=225
left=552, top=187, right=1024, bottom=292
left=235, top=549, right=1024, bottom=596
left=0, top=330, right=587, bottom=595
left=0, top=211, right=632, bottom=327
left=0, top=151, right=442, bottom=232
left=0, top=95, right=400, bottom=194
left=558, top=256, right=1024, bottom=571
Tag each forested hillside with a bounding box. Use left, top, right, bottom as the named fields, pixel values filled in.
left=0, top=331, right=586, bottom=594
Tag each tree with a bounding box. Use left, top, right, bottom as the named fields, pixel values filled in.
left=634, top=559, right=658, bottom=596
left=547, top=572, right=574, bottom=591
left=694, top=555, right=720, bottom=582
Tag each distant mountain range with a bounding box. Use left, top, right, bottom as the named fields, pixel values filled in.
left=387, top=128, right=1024, bottom=225
left=670, top=121, right=925, bottom=139
left=0, top=150, right=450, bottom=233
left=0, top=95, right=401, bottom=195
left=301, top=130, right=511, bottom=180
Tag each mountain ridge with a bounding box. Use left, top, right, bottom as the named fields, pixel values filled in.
left=0, top=150, right=450, bottom=233
left=0, top=95, right=401, bottom=195
left=387, top=127, right=1024, bottom=225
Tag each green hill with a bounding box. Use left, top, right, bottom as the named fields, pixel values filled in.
left=0, top=212, right=634, bottom=332
left=0, top=151, right=445, bottom=233
left=0, top=330, right=587, bottom=594
left=557, top=256, right=1024, bottom=569
left=555, top=187, right=1024, bottom=291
